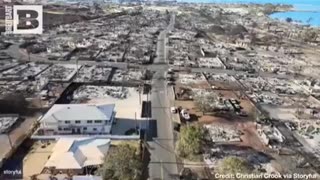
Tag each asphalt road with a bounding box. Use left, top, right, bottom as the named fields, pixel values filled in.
left=148, top=13, right=179, bottom=180
left=149, top=71, right=178, bottom=179
left=154, top=31, right=167, bottom=64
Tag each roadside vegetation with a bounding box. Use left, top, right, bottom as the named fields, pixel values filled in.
left=97, top=143, right=143, bottom=180
left=176, top=124, right=207, bottom=161
left=217, top=156, right=253, bottom=180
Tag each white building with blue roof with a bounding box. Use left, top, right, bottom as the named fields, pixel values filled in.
left=40, top=103, right=116, bottom=135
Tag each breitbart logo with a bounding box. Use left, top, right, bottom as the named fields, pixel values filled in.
left=5, top=5, right=43, bottom=34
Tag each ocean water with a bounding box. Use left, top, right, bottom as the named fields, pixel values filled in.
left=270, top=11, right=320, bottom=27
left=177, top=0, right=320, bottom=26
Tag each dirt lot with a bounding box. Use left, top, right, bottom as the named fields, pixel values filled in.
left=23, top=141, right=56, bottom=179
left=8, top=115, right=40, bottom=147
left=176, top=73, right=211, bottom=89
left=177, top=82, right=211, bottom=89
left=175, top=90, right=255, bottom=122
left=214, top=90, right=255, bottom=114
left=175, top=89, right=266, bottom=151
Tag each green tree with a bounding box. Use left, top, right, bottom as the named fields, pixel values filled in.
left=97, top=143, right=142, bottom=180
left=176, top=124, right=205, bottom=160
left=217, top=156, right=252, bottom=179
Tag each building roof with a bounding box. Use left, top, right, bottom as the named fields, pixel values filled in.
left=45, top=137, right=110, bottom=169
left=42, top=103, right=115, bottom=123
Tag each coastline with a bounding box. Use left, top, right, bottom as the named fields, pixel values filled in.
left=270, top=10, right=320, bottom=27
left=175, top=0, right=319, bottom=27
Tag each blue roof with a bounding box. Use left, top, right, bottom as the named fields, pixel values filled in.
left=69, top=138, right=96, bottom=153
left=97, top=104, right=115, bottom=120
left=68, top=137, right=110, bottom=153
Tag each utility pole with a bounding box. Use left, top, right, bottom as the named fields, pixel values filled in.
left=28, top=51, right=30, bottom=62
left=139, top=84, right=142, bottom=105
left=7, top=134, right=13, bottom=148
left=75, top=58, right=79, bottom=82
left=142, top=90, right=150, bottom=161
left=135, top=112, right=137, bottom=132
left=160, top=160, right=164, bottom=180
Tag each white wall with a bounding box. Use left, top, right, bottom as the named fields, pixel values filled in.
left=56, top=120, right=113, bottom=134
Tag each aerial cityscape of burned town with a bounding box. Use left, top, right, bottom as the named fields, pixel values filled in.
left=1, top=0, right=320, bottom=179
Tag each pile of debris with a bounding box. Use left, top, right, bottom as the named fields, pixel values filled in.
left=73, top=86, right=129, bottom=100
left=41, top=64, right=80, bottom=82
left=193, top=89, right=227, bottom=112
left=204, top=124, right=241, bottom=142
left=178, top=73, right=206, bottom=84
left=176, top=87, right=193, bottom=100
left=0, top=115, right=19, bottom=134
left=297, top=121, right=320, bottom=140
left=112, top=69, right=144, bottom=82
left=74, top=65, right=112, bottom=82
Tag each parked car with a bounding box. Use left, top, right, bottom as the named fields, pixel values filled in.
left=285, top=122, right=296, bottom=131
left=181, top=109, right=190, bottom=120
left=171, top=107, right=177, bottom=113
